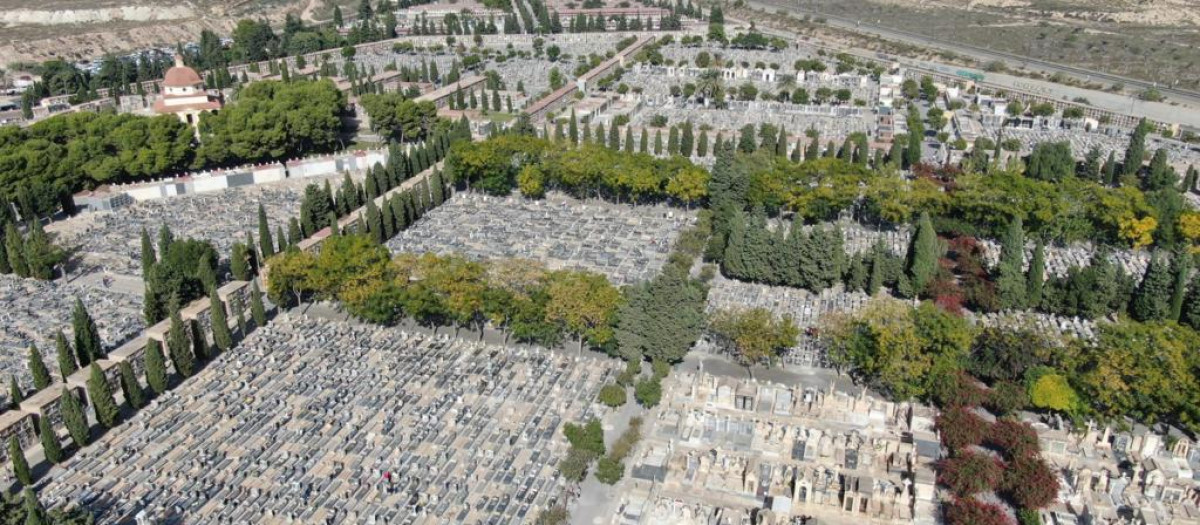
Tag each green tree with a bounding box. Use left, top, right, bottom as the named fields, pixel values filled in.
left=615, top=270, right=707, bottom=364
left=1027, top=238, right=1045, bottom=307
left=5, top=223, right=27, bottom=277
left=8, top=376, right=22, bottom=409
left=86, top=362, right=120, bottom=428
left=634, top=378, right=662, bottom=407
left=167, top=302, right=196, bottom=378
left=118, top=361, right=145, bottom=410
left=1122, top=118, right=1148, bottom=177
left=1131, top=251, right=1173, bottom=322
left=54, top=332, right=76, bottom=382
left=26, top=345, right=51, bottom=391
left=708, top=307, right=799, bottom=373
left=144, top=339, right=167, bottom=395
left=60, top=387, right=89, bottom=448
left=209, top=290, right=234, bottom=352
left=1028, top=372, right=1079, bottom=413
left=38, top=416, right=63, bottom=465
left=996, top=217, right=1027, bottom=310
left=1169, top=251, right=1191, bottom=321
left=72, top=299, right=103, bottom=365
left=257, top=203, right=275, bottom=259
left=251, top=281, right=268, bottom=327
left=140, top=227, right=157, bottom=280
left=9, top=436, right=31, bottom=486
left=906, top=212, right=939, bottom=297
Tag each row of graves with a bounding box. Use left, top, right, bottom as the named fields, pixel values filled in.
left=1015, top=413, right=1200, bottom=523
left=612, top=370, right=941, bottom=524
left=49, top=180, right=316, bottom=280
left=0, top=274, right=144, bottom=404
left=387, top=191, right=696, bottom=287
left=35, top=313, right=621, bottom=523
left=982, top=125, right=1200, bottom=170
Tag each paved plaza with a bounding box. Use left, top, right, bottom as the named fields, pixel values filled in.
left=38, top=313, right=619, bottom=524
left=387, top=192, right=695, bottom=286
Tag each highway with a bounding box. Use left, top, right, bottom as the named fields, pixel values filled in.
left=745, top=0, right=1200, bottom=108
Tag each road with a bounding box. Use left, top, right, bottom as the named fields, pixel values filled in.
left=744, top=0, right=1200, bottom=109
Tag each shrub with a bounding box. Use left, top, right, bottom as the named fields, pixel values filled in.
left=651, top=359, right=670, bottom=380
left=598, top=384, right=627, bottom=407
left=987, top=419, right=1040, bottom=459
left=634, top=378, right=662, bottom=407
left=987, top=381, right=1029, bottom=416
left=936, top=406, right=988, bottom=452
left=563, top=419, right=605, bottom=456
left=1003, top=456, right=1060, bottom=510
left=943, top=498, right=1013, bottom=525
left=937, top=451, right=1004, bottom=497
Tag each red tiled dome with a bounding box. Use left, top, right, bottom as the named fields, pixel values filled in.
left=163, top=65, right=203, bottom=88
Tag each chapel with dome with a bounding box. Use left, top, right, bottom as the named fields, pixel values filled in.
left=153, top=54, right=223, bottom=128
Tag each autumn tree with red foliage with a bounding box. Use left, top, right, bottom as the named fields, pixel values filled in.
left=1003, top=455, right=1060, bottom=510
left=943, top=497, right=1014, bottom=525
left=987, top=419, right=1041, bottom=459
left=937, top=451, right=1005, bottom=497
left=936, top=405, right=989, bottom=451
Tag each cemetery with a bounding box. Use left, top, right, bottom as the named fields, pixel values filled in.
left=35, top=312, right=619, bottom=523
left=387, top=191, right=695, bottom=286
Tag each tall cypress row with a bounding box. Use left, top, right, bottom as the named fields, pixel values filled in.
left=144, top=339, right=167, bottom=395
left=26, top=345, right=51, bottom=391
left=87, top=363, right=120, bottom=428
left=60, top=387, right=89, bottom=448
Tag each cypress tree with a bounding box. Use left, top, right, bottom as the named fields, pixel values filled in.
left=775, top=125, right=788, bottom=157
left=382, top=199, right=397, bottom=239
left=680, top=122, right=694, bottom=157
left=792, top=137, right=804, bottom=163
left=1169, top=251, right=1191, bottom=321
left=257, top=203, right=275, bottom=259
left=1122, top=118, right=1148, bottom=177
left=140, top=227, right=156, bottom=280
left=144, top=339, right=167, bottom=395
left=9, top=435, right=31, bottom=486
left=639, top=129, right=648, bottom=153
left=210, top=290, right=233, bottom=352
left=1131, top=251, right=1173, bottom=322
left=157, top=223, right=174, bottom=256
left=1182, top=274, right=1200, bottom=330
left=996, top=217, right=1027, bottom=310
left=251, top=281, right=268, bottom=327
left=569, top=109, right=579, bottom=144
left=87, top=362, right=120, bottom=428
left=327, top=213, right=340, bottom=236
left=595, top=123, right=605, bottom=148
left=5, top=223, right=27, bottom=277
left=54, top=332, right=76, bottom=382
left=22, top=218, right=55, bottom=280
left=390, top=195, right=407, bottom=232
left=72, top=299, right=102, bottom=365
left=1027, top=238, right=1046, bottom=308
left=276, top=226, right=287, bottom=251
left=119, top=361, right=145, bottom=410
left=23, top=488, right=47, bottom=525
left=554, top=120, right=565, bottom=142
left=904, top=213, right=939, bottom=298
left=1103, top=151, right=1118, bottom=186
left=608, top=122, right=619, bottom=151
left=0, top=227, right=8, bottom=275
left=582, top=122, right=591, bottom=144
left=27, top=345, right=50, bottom=391
left=9, top=375, right=22, bottom=408
left=60, top=387, right=89, bottom=448
left=667, top=125, right=679, bottom=155
left=697, top=130, right=709, bottom=157
left=366, top=200, right=385, bottom=243
left=288, top=217, right=302, bottom=246
left=654, top=129, right=663, bottom=154
left=167, top=301, right=196, bottom=378
left=867, top=240, right=886, bottom=296
left=623, top=126, right=634, bottom=153
left=38, top=416, right=62, bottom=465
left=232, top=296, right=247, bottom=336
left=230, top=242, right=251, bottom=281
left=189, top=319, right=209, bottom=362
left=806, top=131, right=820, bottom=160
